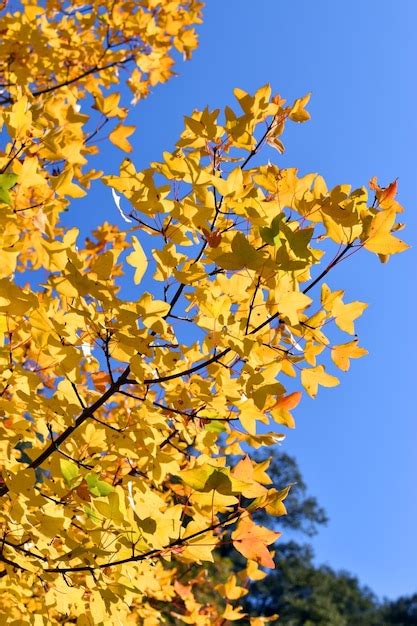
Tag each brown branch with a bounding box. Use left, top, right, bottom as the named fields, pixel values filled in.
left=0, top=553, right=28, bottom=573
left=2, top=538, right=48, bottom=562
left=1, top=510, right=243, bottom=576
left=142, top=347, right=231, bottom=385
left=0, top=240, right=355, bottom=501
left=0, top=56, right=135, bottom=105
left=46, top=424, right=93, bottom=470
left=245, top=275, right=262, bottom=335
left=43, top=510, right=242, bottom=574
left=240, top=114, right=278, bottom=169
left=0, top=369, right=130, bottom=498
left=0, top=143, right=26, bottom=174
left=102, top=332, right=114, bottom=384
left=89, top=414, right=124, bottom=433
left=302, top=243, right=354, bottom=296
left=70, top=381, right=86, bottom=409
left=123, top=245, right=356, bottom=389
left=251, top=242, right=354, bottom=336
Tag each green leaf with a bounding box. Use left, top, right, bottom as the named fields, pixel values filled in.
left=260, top=215, right=282, bottom=245
left=60, top=458, right=80, bottom=487
left=181, top=466, right=244, bottom=495
left=85, top=473, right=114, bottom=497
left=0, top=173, right=18, bottom=190
left=0, top=173, right=18, bottom=206
left=205, top=420, right=226, bottom=434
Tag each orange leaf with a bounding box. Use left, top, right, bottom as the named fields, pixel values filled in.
left=370, top=176, right=399, bottom=207
left=202, top=228, right=222, bottom=248
left=379, top=178, right=398, bottom=206
left=274, top=391, right=302, bottom=411
left=232, top=517, right=280, bottom=568
left=76, top=480, right=91, bottom=502
left=91, top=371, right=111, bottom=393
left=369, top=176, right=380, bottom=191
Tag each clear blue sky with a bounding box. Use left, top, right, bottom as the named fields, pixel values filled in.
left=66, top=0, right=416, bottom=600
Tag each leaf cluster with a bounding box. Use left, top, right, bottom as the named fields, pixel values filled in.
left=0, top=1, right=408, bottom=623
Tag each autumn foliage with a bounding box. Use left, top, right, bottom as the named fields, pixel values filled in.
left=0, top=1, right=407, bottom=624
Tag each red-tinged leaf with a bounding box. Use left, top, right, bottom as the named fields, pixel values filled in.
left=91, top=371, right=111, bottom=393
left=273, top=391, right=302, bottom=411
left=379, top=178, right=398, bottom=206
left=369, top=175, right=380, bottom=191
left=232, top=517, right=280, bottom=568
left=202, top=227, right=222, bottom=248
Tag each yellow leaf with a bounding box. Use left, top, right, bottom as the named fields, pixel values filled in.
left=278, top=291, right=312, bottom=326
left=232, top=517, right=279, bottom=568
left=214, top=232, right=265, bottom=271
left=301, top=365, right=339, bottom=398
left=5, top=468, right=36, bottom=496
left=109, top=124, right=135, bottom=152
left=237, top=398, right=268, bottom=435
left=211, top=167, right=245, bottom=198
left=222, top=604, right=247, bottom=621
left=332, top=298, right=368, bottom=335
left=289, top=93, right=311, bottom=122
left=126, top=236, right=147, bottom=284
left=51, top=167, right=86, bottom=198
left=94, top=93, right=126, bottom=118
left=331, top=340, right=368, bottom=371
left=269, top=405, right=296, bottom=429
left=364, top=209, right=409, bottom=255
left=6, top=94, right=32, bottom=134
left=221, top=574, right=248, bottom=600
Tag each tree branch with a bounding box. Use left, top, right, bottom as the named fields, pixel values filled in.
left=0, top=56, right=135, bottom=105
left=43, top=510, right=242, bottom=574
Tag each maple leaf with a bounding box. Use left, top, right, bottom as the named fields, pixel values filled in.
left=109, top=124, right=136, bottom=152
left=274, top=391, right=302, bottom=411
left=301, top=365, right=339, bottom=398
left=232, top=517, right=280, bottom=568
left=331, top=340, right=368, bottom=371
left=289, top=93, right=311, bottom=122
left=126, top=236, right=148, bottom=284
left=364, top=209, right=409, bottom=256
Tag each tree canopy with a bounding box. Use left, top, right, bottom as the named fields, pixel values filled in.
left=222, top=452, right=416, bottom=626
left=0, top=1, right=408, bottom=623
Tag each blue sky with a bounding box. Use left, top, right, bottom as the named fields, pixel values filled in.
left=65, top=0, right=416, bottom=600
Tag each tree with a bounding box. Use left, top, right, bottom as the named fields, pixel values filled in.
left=206, top=450, right=378, bottom=626
left=252, top=452, right=327, bottom=537
left=244, top=541, right=380, bottom=626
left=0, top=1, right=408, bottom=623
left=220, top=454, right=411, bottom=626
left=380, top=594, right=417, bottom=626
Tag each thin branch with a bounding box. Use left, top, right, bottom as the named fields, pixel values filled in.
left=46, top=424, right=93, bottom=470
left=0, top=56, right=135, bottom=105
left=0, top=369, right=130, bottom=498
left=85, top=116, right=109, bottom=145
left=117, top=389, right=146, bottom=402
left=70, top=381, right=86, bottom=409
left=245, top=275, right=262, bottom=335
left=240, top=114, right=278, bottom=169
left=0, top=553, right=28, bottom=573
left=89, top=414, right=124, bottom=433
left=2, top=539, right=48, bottom=562
left=31, top=56, right=135, bottom=99
left=43, top=510, right=242, bottom=574
left=102, top=332, right=114, bottom=384
left=0, top=242, right=355, bottom=500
